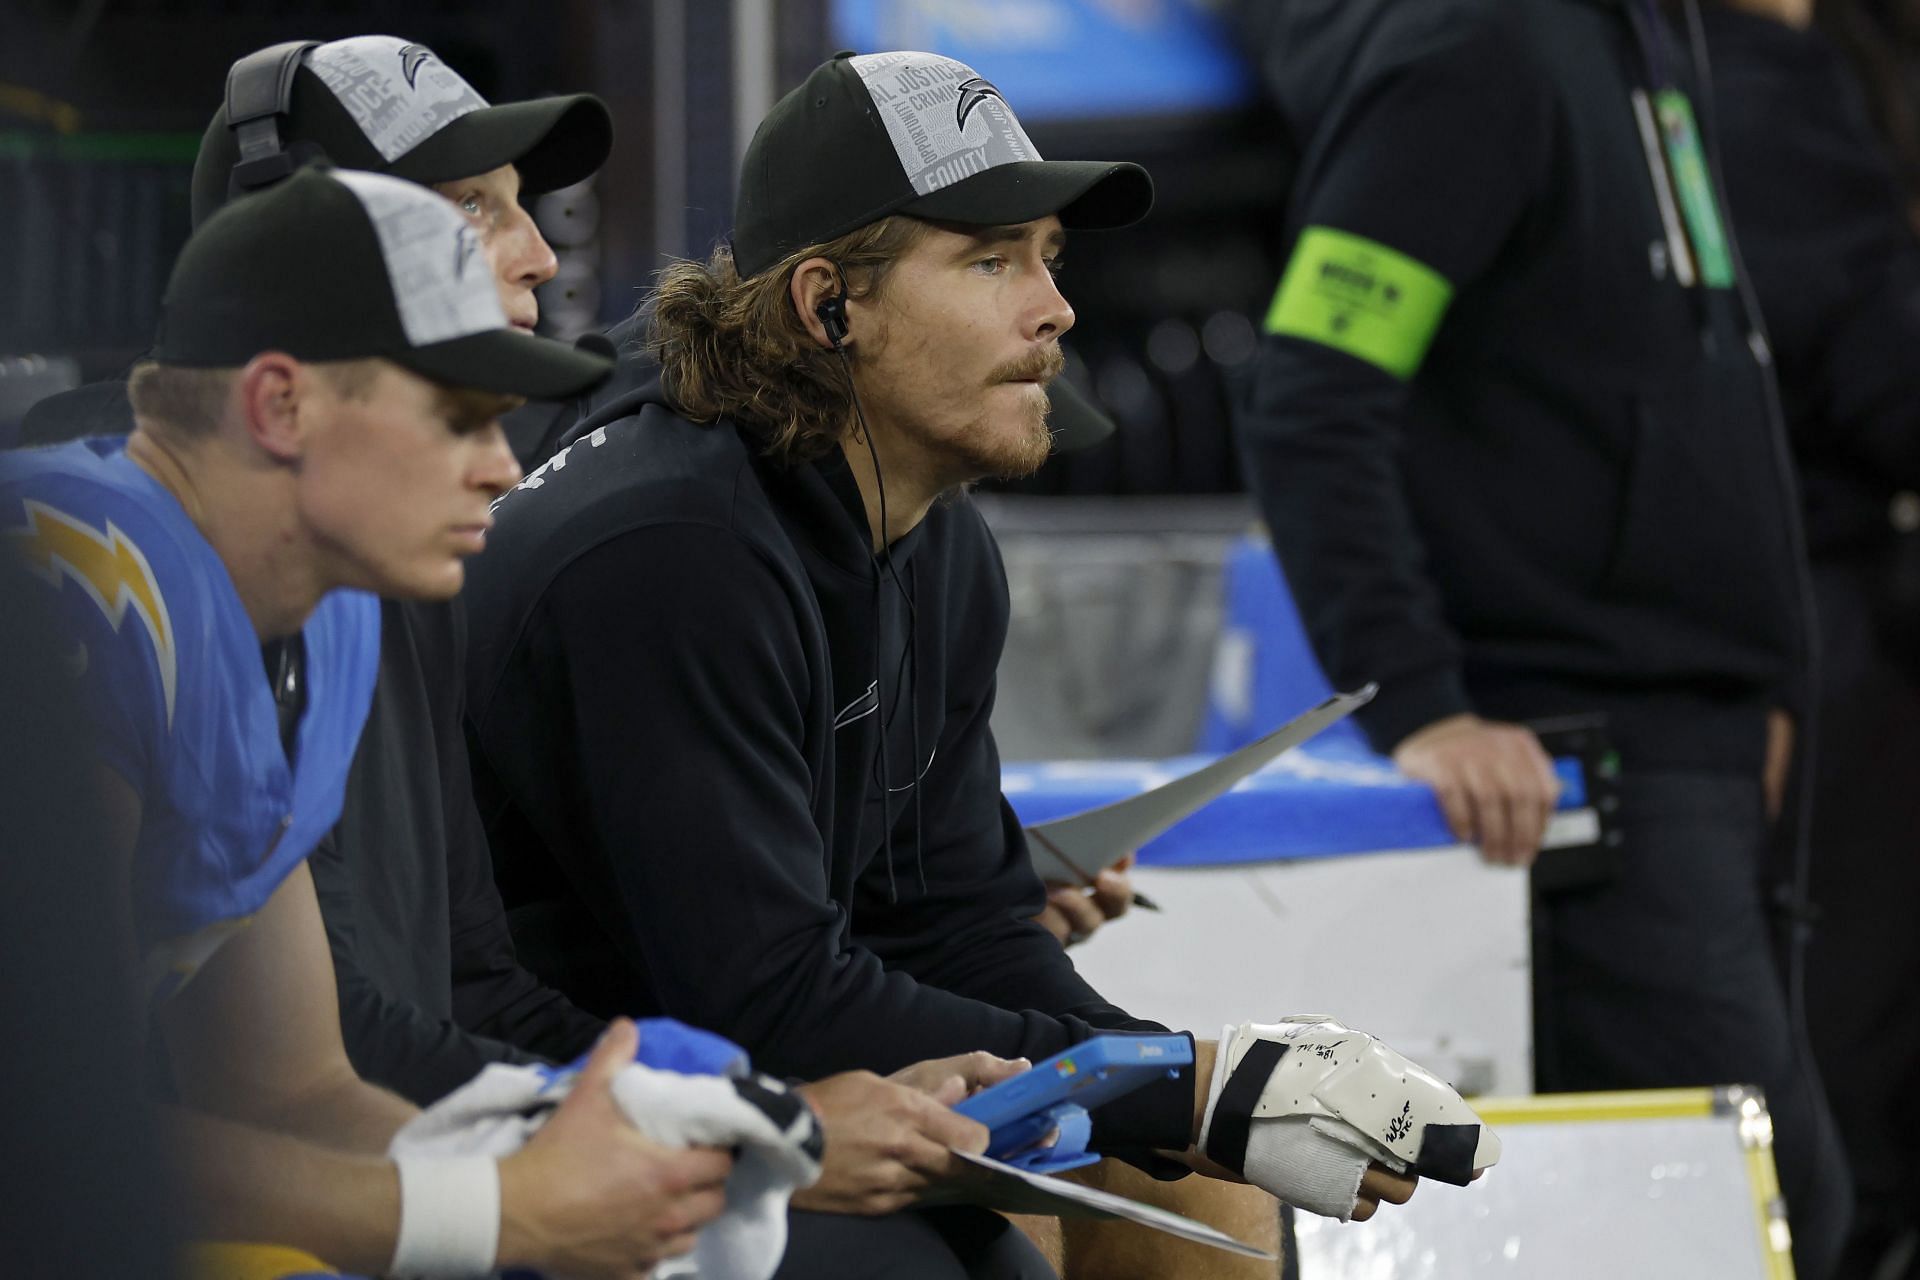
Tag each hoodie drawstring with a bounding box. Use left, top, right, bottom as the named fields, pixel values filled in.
left=908, top=559, right=925, bottom=894
left=872, top=567, right=898, bottom=903
left=872, top=550, right=928, bottom=902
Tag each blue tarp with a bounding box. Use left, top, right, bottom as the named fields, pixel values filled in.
left=1004, top=744, right=1584, bottom=868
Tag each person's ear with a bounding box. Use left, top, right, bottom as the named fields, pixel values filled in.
left=234, top=352, right=308, bottom=463
left=791, top=257, right=850, bottom=351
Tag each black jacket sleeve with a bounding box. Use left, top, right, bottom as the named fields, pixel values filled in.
left=504, top=523, right=1193, bottom=1153
left=313, top=830, right=547, bottom=1106
left=417, top=599, right=606, bottom=1065
left=317, top=600, right=604, bottom=1107
left=1235, top=10, right=1554, bottom=751
left=849, top=660, right=1195, bottom=1159
left=442, top=707, right=605, bottom=1063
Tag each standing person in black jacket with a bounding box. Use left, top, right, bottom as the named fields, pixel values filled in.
left=1704, top=1, right=1920, bottom=1272
left=464, top=50, right=1484, bottom=1280
left=1231, top=2, right=1850, bottom=1275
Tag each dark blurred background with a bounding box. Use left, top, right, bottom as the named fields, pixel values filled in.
left=11, top=0, right=1920, bottom=488
left=0, top=0, right=1298, bottom=499
left=11, top=0, right=1920, bottom=755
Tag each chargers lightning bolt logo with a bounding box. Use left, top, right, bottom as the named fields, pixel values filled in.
left=955, top=77, right=1003, bottom=131
left=453, top=224, right=478, bottom=280
left=7, top=501, right=178, bottom=726
left=399, top=43, right=435, bottom=90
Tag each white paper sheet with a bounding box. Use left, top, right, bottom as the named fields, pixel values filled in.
left=1023, top=685, right=1377, bottom=883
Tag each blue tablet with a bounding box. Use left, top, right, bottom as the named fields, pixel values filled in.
left=956, top=1034, right=1193, bottom=1141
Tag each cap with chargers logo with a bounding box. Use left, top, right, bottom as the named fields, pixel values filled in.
left=190, top=35, right=613, bottom=228
left=730, top=50, right=1155, bottom=279
left=155, top=166, right=611, bottom=400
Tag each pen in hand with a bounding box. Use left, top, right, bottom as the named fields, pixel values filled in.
left=1028, top=829, right=1163, bottom=913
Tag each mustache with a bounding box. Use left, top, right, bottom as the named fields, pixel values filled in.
left=989, top=345, right=1066, bottom=385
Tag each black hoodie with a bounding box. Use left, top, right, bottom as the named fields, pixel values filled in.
left=1234, top=0, right=1805, bottom=770
left=462, top=382, right=1194, bottom=1156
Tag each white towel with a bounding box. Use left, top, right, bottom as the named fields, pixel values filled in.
left=391, top=1059, right=824, bottom=1280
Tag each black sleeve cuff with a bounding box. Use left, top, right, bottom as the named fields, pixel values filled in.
left=1356, top=664, right=1474, bottom=754
left=1085, top=1030, right=1197, bottom=1175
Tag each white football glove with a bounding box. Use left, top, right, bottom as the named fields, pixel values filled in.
left=1197, top=1016, right=1501, bottom=1221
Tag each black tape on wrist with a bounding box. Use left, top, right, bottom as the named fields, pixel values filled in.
left=1204, top=1039, right=1289, bottom=1174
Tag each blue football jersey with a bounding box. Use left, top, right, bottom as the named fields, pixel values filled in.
left=0, top=439, right=380, bottom=1001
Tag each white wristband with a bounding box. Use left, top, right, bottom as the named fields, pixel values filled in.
left=390, top=1154, right=501, bottom=1279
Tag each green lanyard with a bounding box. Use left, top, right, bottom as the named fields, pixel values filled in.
left=1626, top=0, right=1734, bottom=289
left=1653, top=89, right=1734, bottom=288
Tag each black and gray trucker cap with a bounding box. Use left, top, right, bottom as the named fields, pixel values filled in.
left=191, top=35, right=612, bottom=227
left=732, top=50, right=1153, bottom=278
left=155, top=167, right=611, bottom=400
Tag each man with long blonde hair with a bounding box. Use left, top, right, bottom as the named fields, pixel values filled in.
left=466, top=51, right=1467, bottom=1278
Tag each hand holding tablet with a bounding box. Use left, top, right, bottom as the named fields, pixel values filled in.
left=953, top=1034, right=1193, bottom=1173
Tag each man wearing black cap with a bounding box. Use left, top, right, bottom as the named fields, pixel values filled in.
left=14, top=34, right=630, bottom=1103
left=195, top=35, right=626, bottom=1104
left=186, top=35, right=608, bottom=231
left=21, top=35, right=609, bottom=445
left=467, top=51, right=1449, bottom=1277
left=1, top=167, right=734, bottom=1278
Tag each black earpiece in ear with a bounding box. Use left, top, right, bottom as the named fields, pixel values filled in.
left=816, top=293, right=850, bottom=349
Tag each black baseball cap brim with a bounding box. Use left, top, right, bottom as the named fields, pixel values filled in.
left=386, top=95, right=612, bottom=197
left=394, top=329, right=615, bottom=401
left=903, top=159, right=1153, bottom=234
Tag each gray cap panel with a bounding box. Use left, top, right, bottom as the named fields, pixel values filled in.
left=333, top=170, right=506, bottom=346
left=307, top=36, right=488, bottom=164
left=847, top=51, right=1044, bottom=197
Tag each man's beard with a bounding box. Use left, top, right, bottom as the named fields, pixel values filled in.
left=945, top=345, right=1064, bottom=481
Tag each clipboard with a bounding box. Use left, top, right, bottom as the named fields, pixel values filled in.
left=1023, top=685, right=1378, bottom=885
left=941, top=1150, right=1278, bottom=1259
